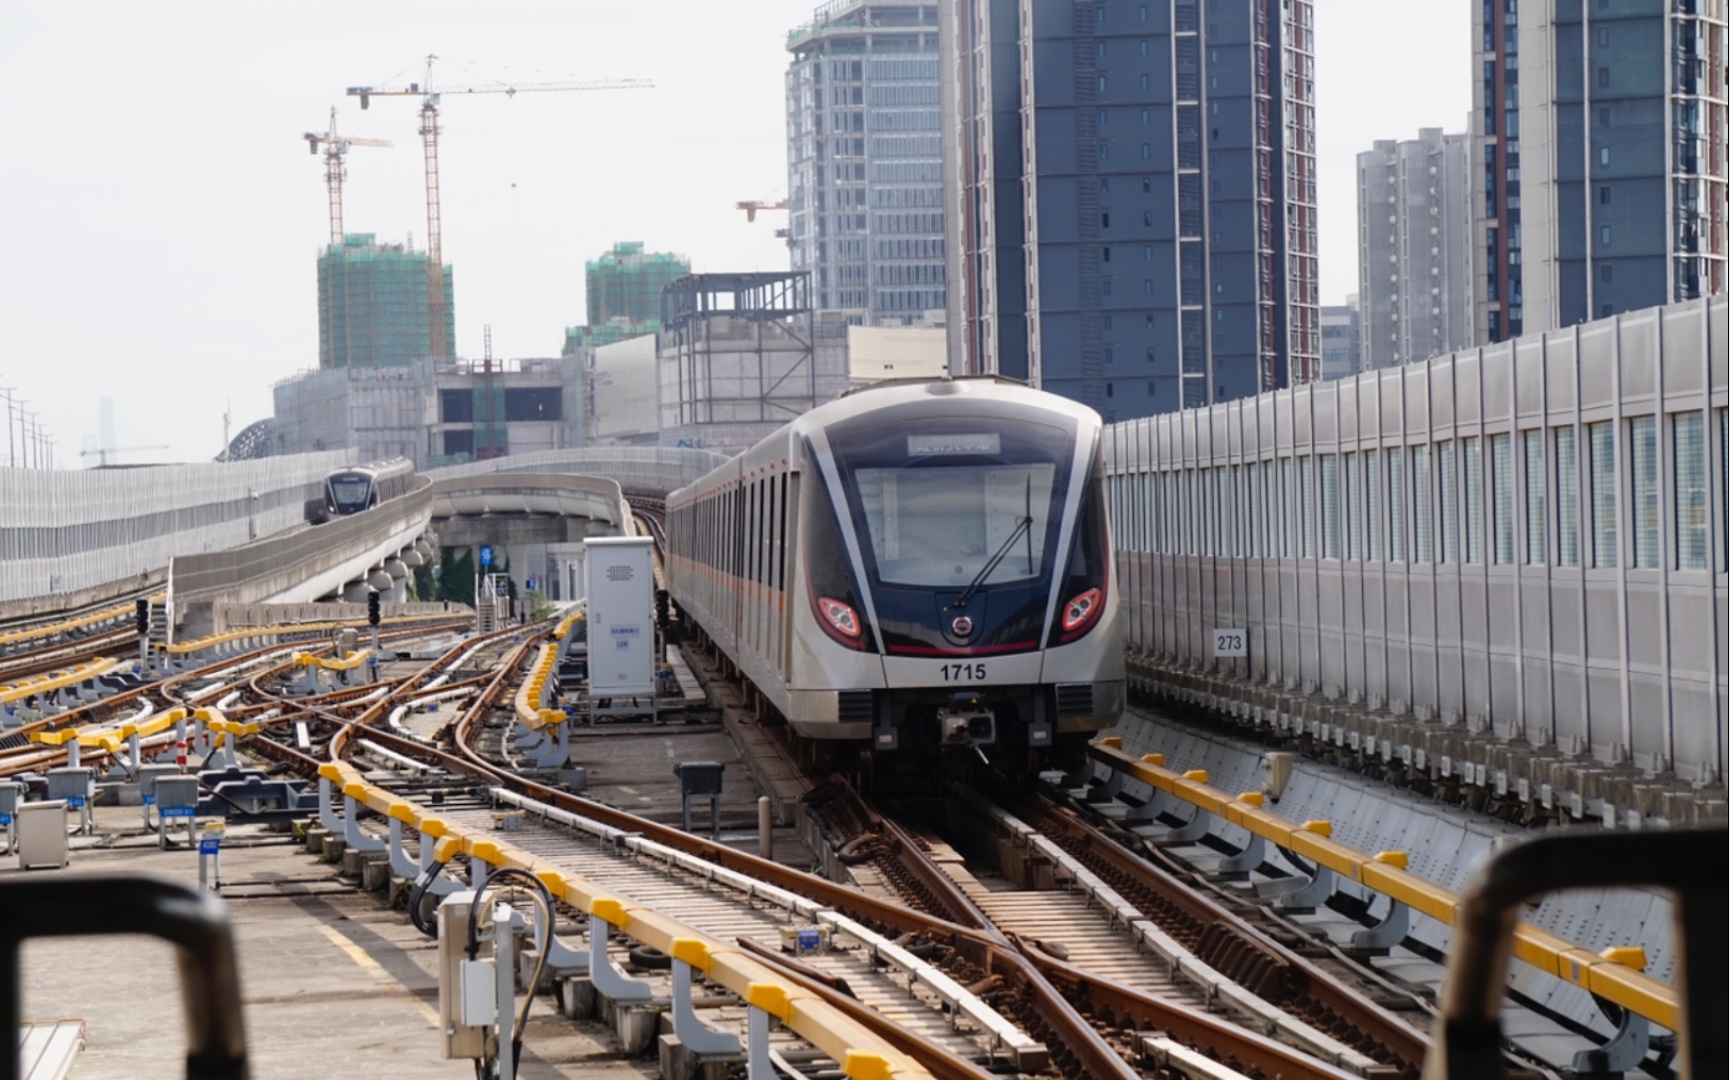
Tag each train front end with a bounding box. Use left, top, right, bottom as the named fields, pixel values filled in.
left=325, top=470, right=377, bottom=515
left=795, top=380, right=1124, bottom=773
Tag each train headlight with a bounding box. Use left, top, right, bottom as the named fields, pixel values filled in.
left=1061, top=588, right=1102, bottom=635
left=817, top=597, right=862, bottom=641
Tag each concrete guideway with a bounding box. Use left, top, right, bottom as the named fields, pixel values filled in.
left=168, top=480, right=434, bottom=640
left=165, top=472, right=638, bottom=640
left=425, top=446, right=728, bottom=498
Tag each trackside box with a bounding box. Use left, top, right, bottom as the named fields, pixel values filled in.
left=583, top=536, right=655, bottom=696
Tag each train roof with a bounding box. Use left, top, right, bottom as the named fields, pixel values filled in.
left=788, top=375, right=1104, bottom=437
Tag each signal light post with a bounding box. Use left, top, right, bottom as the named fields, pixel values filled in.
left=135, top=598, right=151, bottom=666
left=367, top=589, right=381, bottom=655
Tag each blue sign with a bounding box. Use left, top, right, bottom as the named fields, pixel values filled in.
left=66, top=796, right=85, bottom=809
left=526, top=576, right=536, bottom=591
left=199, top=838, right=221, bottom=855
left=162, top=806, right=197, bottom=819
left=141, top=793, right=156, bottom=805
left=0, top=813, right=10, bottom=826
left=795, top=928, right=821, bottom=952
left=480, top=545, right=493, bottom=567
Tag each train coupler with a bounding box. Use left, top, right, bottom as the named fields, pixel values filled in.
left=938, top=692, right=996, bottom=747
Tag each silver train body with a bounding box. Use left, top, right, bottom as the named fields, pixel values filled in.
left=667, top=377, right=1125, bottom=756
left=324, top=458, right=415, bottom=517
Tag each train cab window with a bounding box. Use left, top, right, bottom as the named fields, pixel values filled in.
left=828, top=420, right=1072, bottom=589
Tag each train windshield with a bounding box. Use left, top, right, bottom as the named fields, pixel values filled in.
left=831, top=417, right=1072, bottom=589
left=328, top=475, right=372, bottom=513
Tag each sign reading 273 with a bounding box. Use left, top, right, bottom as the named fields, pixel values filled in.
left=1212, top=628, right=1247, bottom=657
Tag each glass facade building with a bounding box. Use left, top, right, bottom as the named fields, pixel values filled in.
left=1473, top=0, right=1728, bottom=343
left=786, top=0, right=946, bottom=325
left=944, top=0, right=1318, bottom=421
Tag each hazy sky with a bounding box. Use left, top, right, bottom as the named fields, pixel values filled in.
left=0, top=1, right=1468, bottom=465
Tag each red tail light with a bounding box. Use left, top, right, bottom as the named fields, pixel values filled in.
left=817, top=596, right=862, bottom=641
left=1061, top=588, right=1102, bottom=635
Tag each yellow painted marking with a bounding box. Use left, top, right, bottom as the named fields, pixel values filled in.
left=314, top=924, right=441, bottom=1026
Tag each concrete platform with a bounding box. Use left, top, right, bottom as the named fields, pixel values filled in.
left=564, top=718, right=815, bottom=870
left=5, top=807, right=658, bottom=1080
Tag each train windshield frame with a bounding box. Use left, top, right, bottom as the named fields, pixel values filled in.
left=327, top=475, right=373, bottom=513
left=826, top=408, right=1076, bottom=592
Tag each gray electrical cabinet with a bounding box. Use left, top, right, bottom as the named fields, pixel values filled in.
left=16, top=801, right=69, bottom=870
left=583, top=537, right=656, bottom=697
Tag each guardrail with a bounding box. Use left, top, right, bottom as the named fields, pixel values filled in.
left=316, top=758, right=936, bottom=1080
left=168, top=480, right=433, bottom=630
left=1088, top=738, right=1678, bottom=1031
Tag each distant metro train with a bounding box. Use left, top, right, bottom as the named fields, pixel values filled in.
left=324, top=458, right=415, bottom=517
left=666, top=376, right=1125, bottom=776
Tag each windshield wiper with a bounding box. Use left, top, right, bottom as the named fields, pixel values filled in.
left=955, top=515, right=1032, bottom=610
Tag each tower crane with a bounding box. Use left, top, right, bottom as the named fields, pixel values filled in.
left=304, top=106, right=393, bottom=248
left=737, top=199, right=792, bottom=241
left=736, top=199, right=789, bottom=223
left=348, top=55, right=652, bottom=361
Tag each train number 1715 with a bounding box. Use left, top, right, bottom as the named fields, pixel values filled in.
left=940, top=663, right=986, bottom=681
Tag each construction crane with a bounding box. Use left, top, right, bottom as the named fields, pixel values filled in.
left=736, top=199, right=789, bottom=223
left=80, top=445, right=169, bottom=467
left=304, top=106, right=393, bottom=248
left=348, top=55, right=652, bottom=361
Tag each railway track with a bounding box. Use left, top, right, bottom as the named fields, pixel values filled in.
left=214, top=613, right=1405, bottom=1080
left=0, top=628, right=134, bottom=683
left=0, top=617, right=475, bottom=776
left=811, top=777, right=1417, bottom=1079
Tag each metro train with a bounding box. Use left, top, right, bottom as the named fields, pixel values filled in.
left=666, top=376, right=1124, bottom=778
left=324, top=458, right=415, bottom=517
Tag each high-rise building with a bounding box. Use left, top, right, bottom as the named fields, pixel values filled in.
left=562, top=241, right=690, bottom=355
left=1319, top=296, right=1360, bottom=380
left=1472, top=0, right=1727, bottom=343
left=786, top=0, right=946, bottom=325
left=1356, top=129, right=1473, bottom=368
left=943, top=0, right=1318, bottom=418
left=585, top=242, right=691, bottom=326
left=317, top=233, right=455, bottom=369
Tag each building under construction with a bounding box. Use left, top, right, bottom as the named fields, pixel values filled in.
left=271, top=356, right=582, bottom=467
left=656, top=271, right=850, bottom=452
left=562, top=242, right=689, bottom=355
left=318, top=233, right=456, bottom=368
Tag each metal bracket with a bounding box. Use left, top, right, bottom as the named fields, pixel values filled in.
left=1215, top=834, right=1264, bottom=877
left=1267, top=863, right=1337, bottom=912
left=1350, top=897, right=1410, bottom=953
left=586, top=916, right=654, bottom=1002
left=1157, top=808, right=1212, bottom=844
left=1572, top=1000, right=1651, bottom=1077
left=672, top=958, right=741, bottom=1054
left=746, top=1006, right=775, bottom=1080
left=341, top=793, right=386, bottom=853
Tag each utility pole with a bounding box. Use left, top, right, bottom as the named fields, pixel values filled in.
left=0, top=387, right=15, bottom=467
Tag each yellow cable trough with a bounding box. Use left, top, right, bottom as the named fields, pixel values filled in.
left=317, top=760, right=928, bottom=1080
left=1088, top=738, right=1679, bottom=1030
left=0, top=658, right=120, bottom=705
left=0, top=591, right=165, bottom=648
left=168, top=611, right=462, bottom=656
left=29, top=706, right=192, bottom=754
left=513, top=644, right=566, bottom=731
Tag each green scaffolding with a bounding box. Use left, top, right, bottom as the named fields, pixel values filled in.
left=317, top=233, right=456, bottom=368
left=561, top=316, right=660, bottom=355
left=585, top=241, right=690, bottom=326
